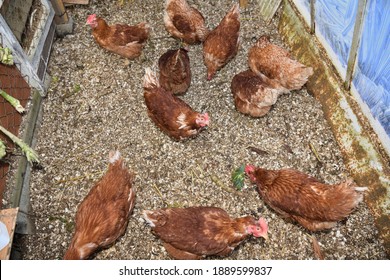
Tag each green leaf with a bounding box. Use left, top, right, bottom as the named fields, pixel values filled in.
left=0, top=139, right=6, bottom=159
left=73, top=84, right=81, bottom=93
left=0, top=125, right=39, bottom=164
left=0, top=47, right=14, bottom=65
left=0, top=89, right=25, bottom=113
left=232, top=164, right=246, bottom=190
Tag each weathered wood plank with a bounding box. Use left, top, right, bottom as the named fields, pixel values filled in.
left=257, top=0, right=283, bottom=22
left=0, top=208, right=18, bottom=260
left=344, top=0, right=368, bottom=90
left=310, top=0, right=316, bottom=34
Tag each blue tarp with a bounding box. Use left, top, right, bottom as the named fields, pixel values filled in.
left=294, top=0, right=390, bottom=136
left=315, top=0, right=358, bottom=68
left=354, top=0, right=390, bottom=134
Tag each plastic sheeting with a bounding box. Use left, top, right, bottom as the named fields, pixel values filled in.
left=293, top=0, right=390, bottom=137
left=295, top=0, right=358, bottom=71
left=353, top=0, right=390, bottom=135
left=316, top=0, right=358, bottom=68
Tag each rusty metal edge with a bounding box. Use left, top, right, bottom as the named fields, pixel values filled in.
left=278, top=0, right=390, bottom=257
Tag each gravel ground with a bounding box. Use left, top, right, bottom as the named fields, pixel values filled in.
left=11, top=0, right=387, bottom=259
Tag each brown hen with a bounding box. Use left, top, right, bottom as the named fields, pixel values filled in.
left=203, top=3, right=240, bottom=80
left=158, top=48, right=191, bottom=95
left=245, top=165, right=367, bottom=231
left=231, top=69, right=289, bottom=117
left=86, top=14, right=150, bottom=59
left=143, top=68, right=209, bottom=141
left=64, top=151, right=135, bottom=259
left=143, top=206, right=268, bottom=260
left=248, top=35, right=313, bottom=91
left=164, top=0, right=209, bottom=44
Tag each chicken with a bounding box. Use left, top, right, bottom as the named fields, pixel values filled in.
left=245, top=165, right=367, bottom=231
left=203, top=3, right=240, bottom=80
left=158, top=48, right=191, bottom=95
left=231, top=70, right=289, bottom=117
left=143, top=67, right=209, bottom=141
left=86, top=14, right=150, bottom=59
left=143, top=206, right=268, bottom=259
left=164, top=0, right=209, bottom=44
left=248, top=35, right=313, bottom=91
left=64, top=151, right=136, bottom=259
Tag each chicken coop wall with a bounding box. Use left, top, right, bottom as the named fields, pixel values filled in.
left=0, top=0, right=55, bottom=233
left=273, top=0, right=390, bottom=256
left=0, top=0, right=55, bottom=94
left=292, top=0, right=390, bottom=158
left=0, top=62, right=31, bottom=208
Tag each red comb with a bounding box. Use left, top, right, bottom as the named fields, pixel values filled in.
left=244, top=165, right=255, bottom=174
left=86, top=14, right=97, bottom=23
left=258, top=217, right=268, bottom=226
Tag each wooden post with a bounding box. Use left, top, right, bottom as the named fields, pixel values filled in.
left=344, top=0, right=368, bottom=90
left=50, top=0, right=69, bottom=25
left=257, top=0, right=283, bottom=23
left=310, top=0, right=316, bottom=34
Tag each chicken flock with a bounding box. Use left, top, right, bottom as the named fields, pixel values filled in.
left=64, top=0, right=367, bottom=260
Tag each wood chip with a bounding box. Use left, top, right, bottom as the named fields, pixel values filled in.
left=63, top=0, right=89, bottom=5
left=248, top=146, right=269, bottom=156
left=239, top=0, right=249, bottom=8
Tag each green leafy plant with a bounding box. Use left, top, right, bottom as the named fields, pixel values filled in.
left=0, top=126, right=39, bottom=164
left=232, top=164, right=246, bottom=190
left=0, top=46, right=39, bottom=164
left=52, top=75, right=59, bottom=84
left=0, top=89, right=25, bottom=113
left=73, top=84, right=81, bottom=93
left=0, top=47, right=13, bottom=65
left=0, top=140, right=6, bottom=159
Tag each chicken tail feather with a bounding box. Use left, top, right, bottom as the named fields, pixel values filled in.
left=289, top=66, right=313, bottom=90
left=138, top=22, right=151, bottom=31
left=143, top=209, right=167, bottom=227
left=256, top=71, right=289, bottom=94
left=143, top=67, right=159, bottom=89
left=143, top=210, right=157, bottom=227
left=354, top=186, right=367, bottom=204
left=354, top=186, right=368, bottom=192
left=109, top=150, right=121, bottom=163
left=230, top=3, right=240, bottom=15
